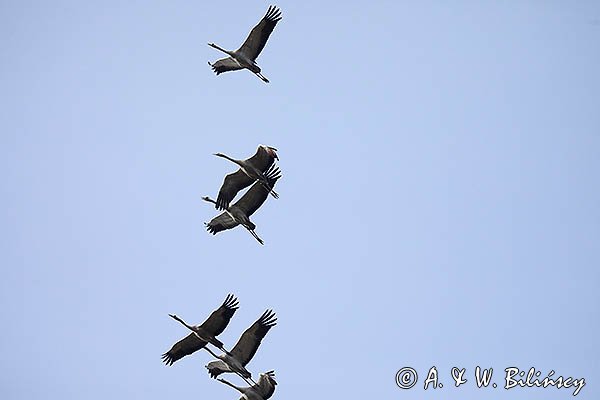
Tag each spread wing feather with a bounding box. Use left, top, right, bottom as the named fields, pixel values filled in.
left=230, top=310, right=277, bottom=366
left=199, top=294, right=239, bottom=336
left=255, top=371, right=277, bottom=398
left=216, top=170, right=255, bottom=211
left=161, top=333, right=207, bottom=366
left=237, top=6, right=282, bottom=61
left=234, top=164, right=281, bottom=217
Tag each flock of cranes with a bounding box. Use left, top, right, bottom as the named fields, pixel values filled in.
left=163, top=5, right=283, bottom=400
left=163, top=295, right=278, bottom=400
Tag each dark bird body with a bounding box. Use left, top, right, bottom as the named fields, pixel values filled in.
left=208, top=6, right=282, bottom=83
left=161, top=294, right=239, bottom=366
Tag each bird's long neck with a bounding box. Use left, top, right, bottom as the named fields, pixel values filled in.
left=169, top=315, right=195, bottom=332
left=216, top=153, right=244, bottom=169
left=209, top=43, right=233, bottom=57
left=218, top=378, right=245, bottom=394
left=216, top=153, right=237, bottom=163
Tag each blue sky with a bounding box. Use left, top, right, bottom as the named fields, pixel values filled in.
left=1, top=1, right=599, bottom=399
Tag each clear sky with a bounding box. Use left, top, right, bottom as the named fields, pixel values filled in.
left=1, top=1, right=599, bottom=399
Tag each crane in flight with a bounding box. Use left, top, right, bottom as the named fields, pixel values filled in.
left=208, top=6, right=282, bottom=83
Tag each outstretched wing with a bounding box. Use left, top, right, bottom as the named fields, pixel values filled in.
left=216, top=170, right=255, bottom=211
left=234, top=164, right=281, bottom=217
left=209, top=57, right=243, bottom=75
left=199, top=294, right=239, bottom=336
left=255, top=371, right=277, bottom=398
left=161, top=333, right=208, bottom=366
left=216, top=146, right=278, bottom=211
left=230, top=310, right=277, bottom=366
left=206, top=211, right=239, bottom=234
left=237, top=6, right=282, bottom=61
